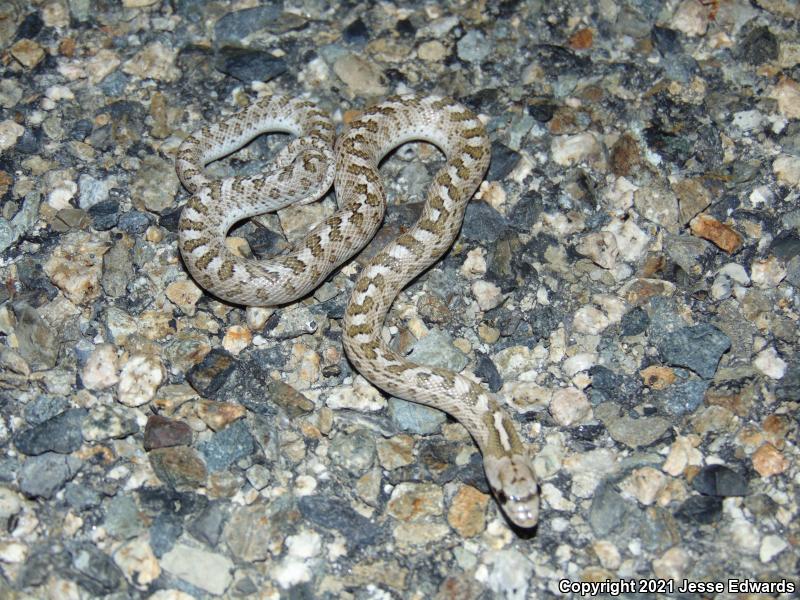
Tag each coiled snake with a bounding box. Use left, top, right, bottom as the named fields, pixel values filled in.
left=176, top=94, right=539, bottom=528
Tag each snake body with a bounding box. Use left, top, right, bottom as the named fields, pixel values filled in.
left=176, top=94, right=539, bottom=528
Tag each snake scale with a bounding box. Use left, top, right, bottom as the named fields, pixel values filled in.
left=176, top=94, right=539, bottom=528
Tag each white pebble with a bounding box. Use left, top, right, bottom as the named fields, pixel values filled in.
left=572, top=305, right=610, bottom=334
left=754, top=346, right=787, bottom=379
left=562, top=352, right=596, bottom=376
left=117, top=354, right=164, bottom=407
left=549, top=387, right=591, bottom=426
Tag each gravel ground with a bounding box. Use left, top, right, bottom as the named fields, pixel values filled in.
left=0, top=0, right=798, bottom=598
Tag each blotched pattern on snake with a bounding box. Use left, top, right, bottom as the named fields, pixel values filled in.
left=176, top=94, right=540, bottom=528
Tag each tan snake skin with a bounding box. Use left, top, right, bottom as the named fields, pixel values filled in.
left=176, top=94, right=539, bottom=528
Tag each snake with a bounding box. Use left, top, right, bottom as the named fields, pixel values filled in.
left=175, top=94, right=540, bottom=529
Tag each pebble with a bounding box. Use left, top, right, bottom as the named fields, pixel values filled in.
left=43, top=231, right=109, bottom=305
left=18, top=452, right=81, bottom=499
left=215, top=48, right=287, bottom=83
left=691, top=465, right=748, bottom=497
left=387, top=482, right=443, bottom=521
left=10, top=303, right=60, bottom=371
left=80, top=405, right=137, bottom=442
left=10, top=39, right=45, bottom=68
left=14, top=408, right=86, bottom=455
left=773, top=155, right=800, bottom=186
left=329, top=429, right=376, bottom=476
left=149, top=446, right=207, bottom=488
left=575, top=232, right=618, bottom=269
left=753, top=346, right=787, bottom=379
left=81, top=343, right=119, bottom=390
left=751, top=256, right=786, bottom=288
left=690, top=214, right=743, bottom=253
left=447, top=485, right=489, bottom=537
left=0, top=120, right=25, bottom=151
left=388, top=397, right=447, bottom=435
left=572, top=305, right=610, bottom=335
left=652, top=546, right=689, bottom=581
left=751, top=443, right=789, bottom=477
left=551, top=133, right=602, bottom=166
left=160, top=543, right=233, bottom=595
left=122, top=42, right=180, bottom=82
left=770, top=76, right=800, bottom=119
left=457, top=31, right=490, bottom=63
left=143, top=414, right=193, bottom=450
left=605, top=413, right=671, bottom=448
left=619, top=467, right=666, bottom=506
left=117, top=354, right=165, bottom=407
left=471, top=280, right=503, bottom=311
left=484, top=549, right=533, bottom=600
left=759, top=534, right=787, bottom=563
left=165, top=280, right=203, bottom=316
left=656, top=324, right=731, bottom=379
left=197, top=420, right=255, bottom=472
left=549, top=387, right=591, bottom=426
left=333, top=54, right=387, bottom=97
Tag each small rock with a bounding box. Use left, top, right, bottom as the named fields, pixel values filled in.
left=149, top=446, right=207, bottom=488
left=329, top=429, right=376, bottom=476
left=738, top=26, right=778, bottom=64
left=165, top=280, right=203, bottom=316
left=197, top=420, right=255, bottom=472
left=0, top=120, right=24, bottom=151
left=81, top=404, right=139, bottom=441
left=690, top=214, right=743, bottom=253
left=759, top=534, right=788, bottom=563
left=658, top=379, right=708, bottom=416
left=245, top=464, right=271, bottom=490
left=652, top=546, right=689, bottom=582
left=691, top=465, right=748, bottom=497
left=333, top=54, right=387, bottom=97
left=376, top=435, right=415, bottom=470
left=751, top=256, right=786, bottom=288
left=188, top=502, right=226, bottom=547
left=388, top=397, right=447, bottom=435
left=387, top=482, right=443, bottom=521
left=752, top=443, right=789, bottom=477
left=215, top=47, right=287, bottom=83
left=14, top=408, right=86, bottom=455
left=113, top=536, right=160, bottom=590
left=471, top=280, right=503, bottom=311
left=675, top=495, right=722, bottom=524
left=485, top=549, right=533, bottom=599
left=620, top=467, right=666, bottom=506
left=572, top=305, right=610, bottom=335
left=549, top=387, right=591, bottom=426
left=122, top=41, right=180, bottom=82
left=770, top=77, right=800, bottom=120
left=10, top=39, right=45, bottom=68
left=144, top=414, right=193, bottom=450
left=457, top=30, right=491, bottom=63
left=43, top=231, right=109, bottom=305
left=18, top=452, right=80, bottom=499
left=297, top=496, right=382, bottom=549
left=640, top=365, right=676, bottom=390
left=605, top=414, right=671, bottom=448
left=575, top=232, right=618, bottom=269
left=160, top=543, right=233, bottom=596
left=670, top=0, right=709, bottom=36
left=656, top=324, right=731, bottom=379
left=418, top=40, right=447, bottom=62
left=447, top=485, right=489, bottom=537
left=551, top=132, right=602, bottom=166
left=186, top=348, right=236, bottom=398
left=81, top=343, right=119, bottom=390
left=118, top=354, right=165, bottom=407
left=754, top=346, right=787, bottom=379
left=772, top=155, right=800, bottom=187
left=11, top=303, right=60, bottom=371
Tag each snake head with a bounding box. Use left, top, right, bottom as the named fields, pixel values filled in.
left=484, top=454, right=540, bottom=529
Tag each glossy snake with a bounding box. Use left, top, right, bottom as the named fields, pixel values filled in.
left=176, top=94, right=539, bottom=528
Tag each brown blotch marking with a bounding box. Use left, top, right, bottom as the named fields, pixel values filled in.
left=365, top=192, right=381, bottom=207
left=195, top=250, right=215, bottom=271
left=306, top=234, right=324, bottom=258
left=179, top=218, right=205, bottom=231
left=462, top=126, right=485, bottom=139
left=217, top=259, right=234, bottom=280
left=463, top=145, right=485, bottom=160
left=346, top=322, right=374, bottom=336
left=284, top=257, right=307, bottom=275
left=450, top=110, right=474, bottom=122
left=386, top=364, right=407, bottom=375
left=351, top=211, right=365, bottom=229
left=181, top=237, right=210, bottom=252
left=451, top=156, right=471, bottom=180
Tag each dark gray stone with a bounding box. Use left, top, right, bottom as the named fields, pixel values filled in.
left=65, top=481, right=101, bottom=511
left=737, top=26, right=778, bottom=65
left=343, top=17, right=369, bottom=44
left=12, top=302, right=60, bottom=371
left=198, top=420, right=256, bottom=472
left=656, top=323, right=731, bottom=379
left=329, top=429, right=376, bottom=476
left=18, top=452, right=81, bottom=499
left=657, top=379, right=708, bottom=416
left=461, top=201, right=509, bottom=243
left=297, top=496, right=383, bottom=548
left=24, top=395, right=70, bottom=425
left=187, top=501, right=226, bottom=547
left=620, top=307, right=649, bottom=336
left=215, top=47, right=287, bottom=83
left=589, top=483, right=628, bottom=536
left=104, top=495, right=144, bottom=540
left=487, top=142, right=521, bottom=181
left=88, top=198, right=119, bottom=231
left=14, top=408, right=86, bottom=455
left=186, top=348, right=237, bottom=397
left=150, top=513, right=182, bottom=557
left=213, top=5, right=284, bottom=45
left=692, top=465, right=748, bottom=497
left=117, top=210, right=150, bottom=234
left=475, top=353, right=502, bottom=392
left=67, top=543, right=126, bottom=596
left=675, top=495, right=722, bottom=524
